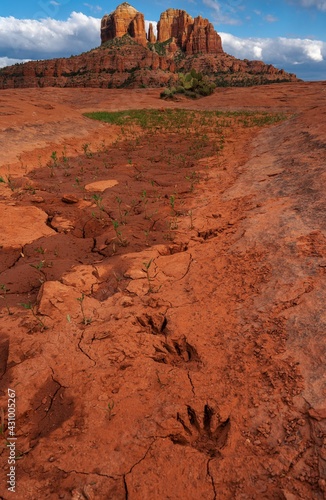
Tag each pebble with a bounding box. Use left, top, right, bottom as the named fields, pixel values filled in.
left=62, top=194, right=79, bottom=204
left=31, top=196, right=45, bottom=203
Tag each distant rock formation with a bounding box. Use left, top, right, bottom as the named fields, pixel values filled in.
left=157, top=8, right=223, bottom=55
left=148, top=23, right=156, bottom=43
left=0, top=3, right=299, bottom=89
left=101, top=2, right=147, bottom=46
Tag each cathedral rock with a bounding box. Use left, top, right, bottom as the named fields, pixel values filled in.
left=0, top=2, right=299, bottom=89
left=101, top=2, right=147, bottom=46
left=157, top=8, right=223, bottom=55
left=101, top=4, right=223, bottom=55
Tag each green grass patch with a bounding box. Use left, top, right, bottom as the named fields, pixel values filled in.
left=84, top=108, right=287, bottom=132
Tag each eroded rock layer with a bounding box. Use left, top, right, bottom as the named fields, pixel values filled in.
left=0, top=3, right=299, bottom=88
left=157, top=8, right=223, bottom=55
left=101, top=2, right=147, bottom=46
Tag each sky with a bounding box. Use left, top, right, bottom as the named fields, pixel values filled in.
left=0, top=0, right=325, bottom=80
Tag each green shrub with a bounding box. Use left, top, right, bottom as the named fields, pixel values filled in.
left=160, top=88, right=175, bottom=99
left=160, top=69, right=216, bottom=100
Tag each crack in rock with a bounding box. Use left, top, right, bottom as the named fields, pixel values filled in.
left=78, top=330, right=96, bottom=366
left=207, top=458, right=217, bottom=500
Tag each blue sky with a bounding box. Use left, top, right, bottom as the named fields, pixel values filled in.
left=0, top=0, right=326, bottom=80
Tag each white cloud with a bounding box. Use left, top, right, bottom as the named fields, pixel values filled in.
left=0, top=12, right=100, bottom=60
left=0, top=13, right=325, bottom=80
left=264, top=14, right=278, bottom=22
left=293, top=0, right=326, bottom=10
left=203, top=0, right=242, bottom=25
left=145, top=20, right=157, bottom=37
left=220, top=32, right=325, bottom=64
left=220, top=32, right=326, bottom=78
left=0, top=57, right=31, bottom=68
left=83, top=3, right=102, bottom=13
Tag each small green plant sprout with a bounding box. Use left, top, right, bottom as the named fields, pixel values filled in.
left=91, top=193, right=104, bottom=211
left=115, top=196, right=125, bottom=224
left=61, top=146, right=68, bottom=164
left=143, top=258, right=154, bottom=292
left=98, top=400, right=115, bottom=420
left=66, top=314, right=71, bottom=323
left=20, top=302, right=46, bottom=331
left=48, top=151, right=58, bottom=177
left=144, top=230, right=150, bottom=246
left=82, top=143, right=93, bottom=158
left=51, top=151, right=58, bottom=166
left=76, top=293, right=92, bottom=326
left=0, top=176, right=5, bottom=183
left=30, top=260, right=46, bottom=284
left=25, top=184, right=36, bottom=195
left=34, top=246, right=45, bottom=255
left=185, top=171, right=200, bottom=192
left=112, top=220, right=128, bottom=247
left=0, top=284, right=12, bottom=315
left=30, top=260, right=45, bottom=271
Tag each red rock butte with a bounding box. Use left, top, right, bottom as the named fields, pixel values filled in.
left=101, top=3, right=147, bottom=46
left=157, top=8, right=223, bottom=55
left=101, top=3, right=223, bottom=55
left=0, top=2, right=299, bottom=89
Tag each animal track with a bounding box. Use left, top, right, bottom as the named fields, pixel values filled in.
left=152, top=337, right=201, bottom=369
left=170, top=405, right=230, bottom=457
left=137, top=313, right=167, bottom=335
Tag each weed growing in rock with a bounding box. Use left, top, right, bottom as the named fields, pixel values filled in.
left=76, top=293, right=92, bottom=326
left=92, top=194, right=104, bottom=211
left=48, top=151, right=58, bottom=177
left=116, top=196, right=126, bottom=224
left=34, top=246, right=45, bottom=255
left=20, top=302, right=46, bottom=331
left=112, top=220, right=128, bottom=247
left=143, top=259, right=154, bottom=292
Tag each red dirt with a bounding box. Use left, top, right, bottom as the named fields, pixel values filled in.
left=0, top=82, right=326, bottom=499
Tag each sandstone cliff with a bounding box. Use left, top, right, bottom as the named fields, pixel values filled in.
left=0, top=3, right=299, bottom=89
left=101, top=2, right=147, bottom=46
left=157, top=9, right=223, bottom=55
left=148, top=23, right=156, bottom=44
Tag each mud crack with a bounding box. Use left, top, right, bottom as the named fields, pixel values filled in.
left=207, top=458, right=217, bottom=500
left=123, top=439, right=156, bottom=500
left=77, top=331, right=96, bottom=366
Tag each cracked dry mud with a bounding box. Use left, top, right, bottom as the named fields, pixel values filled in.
left=0, top=83, right=326, bottom=499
